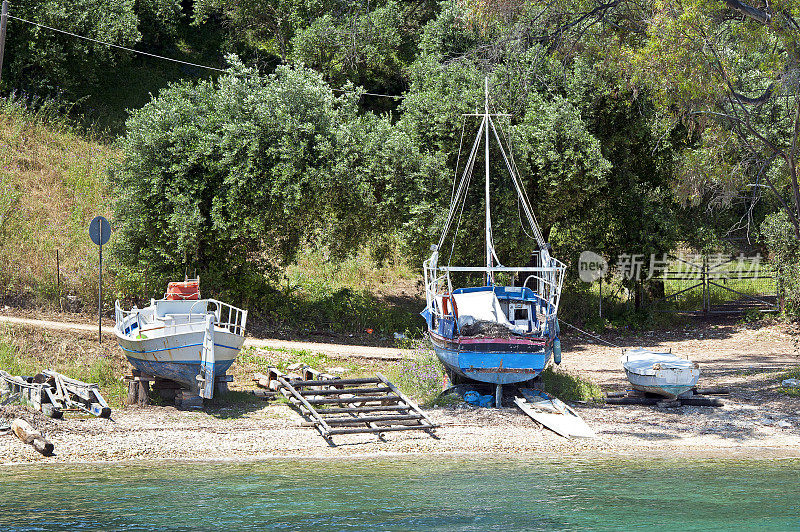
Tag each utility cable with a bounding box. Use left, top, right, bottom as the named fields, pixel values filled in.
left=7, top=13, right=404, bottom=100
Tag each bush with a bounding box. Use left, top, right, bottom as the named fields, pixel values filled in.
left=388, top=346, right=447, bottom=406
left=111, top=58, right=436, bottom=304
left=761, top=212, right=800, bottom=316
left=540, top=366, right=604, bottom=402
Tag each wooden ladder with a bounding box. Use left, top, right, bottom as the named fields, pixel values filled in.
left=259, top=367, right=438, bottom=441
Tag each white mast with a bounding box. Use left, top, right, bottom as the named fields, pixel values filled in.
left=484, top=77, right=492, bottom=283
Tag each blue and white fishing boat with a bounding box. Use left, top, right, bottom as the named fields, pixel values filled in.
left=421, top=80, right=566, bottom=406
left=114, top=280, right=247, bottom=400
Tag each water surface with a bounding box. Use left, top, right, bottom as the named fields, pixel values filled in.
left=1, top=457, right=798, bottom=531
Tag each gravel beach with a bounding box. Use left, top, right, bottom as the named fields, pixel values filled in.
left=2, top=319, right=799, bottom=464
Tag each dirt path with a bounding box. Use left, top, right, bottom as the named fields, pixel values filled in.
left=0, top=315, right=414, bottom=360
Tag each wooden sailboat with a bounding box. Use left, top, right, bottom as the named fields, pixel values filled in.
left=421, top=80, right=566, bottom=407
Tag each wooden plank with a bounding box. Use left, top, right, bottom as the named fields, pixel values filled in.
left=514, top=397, right=595, bottom=439
left=298, top=386, right=390, bottom=396
left=290, top=377, right=379, bottom=387
left=303, top=394, right=401, bottom=405
left=327, top=424, right=438, bottom=435
left=324, top=414, right=423, bottom=426
left=276, top=375, right=332, bottom=436
left=375, top=373, right=437, bottom=427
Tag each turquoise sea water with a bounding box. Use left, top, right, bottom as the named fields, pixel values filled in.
left=0, top=457, right=798, bottom=531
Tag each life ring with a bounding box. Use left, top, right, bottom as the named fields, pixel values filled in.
left=441, top=295, right=458, bottom=319
left=450, top=296, right=458, bottom=319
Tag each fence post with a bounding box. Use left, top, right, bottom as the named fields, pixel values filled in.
left=0, top=1, right=8, bottom=87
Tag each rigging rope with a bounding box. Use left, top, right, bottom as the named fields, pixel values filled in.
left=437, top=118, right=485, bottom=252
left=450, top=116, right=468, bottom=206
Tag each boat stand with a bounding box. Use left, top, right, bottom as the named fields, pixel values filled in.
left=124, top=370, right=232, bottom=408
left=255, top=366, right=438, bottom=443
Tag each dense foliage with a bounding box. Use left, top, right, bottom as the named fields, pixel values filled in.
left=112, top=60, right=438, bottom=298
left=4, top=0, right=798, bottom=319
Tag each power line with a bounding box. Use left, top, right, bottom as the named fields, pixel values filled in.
left=8, top=14, right=229, bottom=74
left=6, top=13, right=404, bottom=100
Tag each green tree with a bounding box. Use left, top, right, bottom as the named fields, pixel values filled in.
left=618, top=0, right=800, bottom=241
left=398, top=2, right=681, bottom=284
left=3, top=0, right=140, bottom=97
left=762, top=211, right=800, bottom=313
left=111, top=58, right=437, bottom=299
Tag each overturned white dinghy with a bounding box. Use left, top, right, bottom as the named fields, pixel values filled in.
left=514, top=388, right=595, bottom=439
left=621, top=348, right=700, bottom=398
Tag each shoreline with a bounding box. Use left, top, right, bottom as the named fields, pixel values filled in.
left=4, top=446, right=800, bottom=467
left=2, top=318, right=799, bottom=465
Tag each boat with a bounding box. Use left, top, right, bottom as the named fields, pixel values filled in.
left=114, top=279, right=247, bottom=400
left=421, top=79, right=566, bottom=407
left=620, top=348, right=700, bottom=398
left=514, top=388, right=595, bottom=439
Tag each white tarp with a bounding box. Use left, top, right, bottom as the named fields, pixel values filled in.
left=620, top=348, right=699, bottom=376
left=452, top=290, right=512, bottom=329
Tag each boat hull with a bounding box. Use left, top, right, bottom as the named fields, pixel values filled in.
left=623, top=369, right=699, bottom=398
left=429, top=332, right=549, bottom=385
left=117, top=328, right=244, bottom=391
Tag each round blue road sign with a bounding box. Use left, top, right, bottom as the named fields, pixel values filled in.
left=89, top=216, right=111, bottom=246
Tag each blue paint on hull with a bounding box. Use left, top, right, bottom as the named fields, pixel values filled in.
left=431, top=340, right=549, bottom=385
left=127, top=358, right=235, bottom=391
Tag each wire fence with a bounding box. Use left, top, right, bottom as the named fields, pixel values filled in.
left=649, top=254, right=777, bottom=314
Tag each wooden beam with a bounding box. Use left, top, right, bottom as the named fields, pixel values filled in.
left=298, top=386, right=390, bottom=396
left=376, top=373, right=437, bottom=427
left=290, top=377, right=380, bottom=387
left=303, top=394, right=401, bottom=405
left=324, top=414, right=423, bottom=426
left=327, top=424, right=438, bottom=435
left=276, top=375, right=332, bottom=436
left=11, top=419, right=53, bottom=456
left=315, top=405, right=409, bottom=414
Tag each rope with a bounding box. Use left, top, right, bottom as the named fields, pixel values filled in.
left=7, top=14, right=404, bottom=100
left=560, top=320, right=624, bottom=349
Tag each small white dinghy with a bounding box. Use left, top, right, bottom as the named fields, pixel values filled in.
left=620, top=348, right=700, bottom=398
left=514, top=388, right=595, bottom=439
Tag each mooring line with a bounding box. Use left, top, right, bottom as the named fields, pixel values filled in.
left=560, top=320, right=623, bottom=350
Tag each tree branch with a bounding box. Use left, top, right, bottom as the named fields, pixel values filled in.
left=723, top=0, right=771, bottom=25
left=731, top=81, right=776, bottom=106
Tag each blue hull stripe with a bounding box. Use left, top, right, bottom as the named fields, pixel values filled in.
left=120, top=342, right=238, bottom=355
left=127, top=359, right=235, bottom=390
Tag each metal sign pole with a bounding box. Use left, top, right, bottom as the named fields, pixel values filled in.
left=98, top=225, right=102, bottom=344
left=89, top=216, right=110, bottom=345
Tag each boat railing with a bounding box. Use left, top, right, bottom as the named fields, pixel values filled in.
left=424, top=257, right=566, bottom=323
left=206, top=299, right=248, bottom=336
left=114, top=299, right=247, bottom=337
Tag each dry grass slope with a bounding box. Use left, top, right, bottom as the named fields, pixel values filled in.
left=0, top=98, right=117, bottom=308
